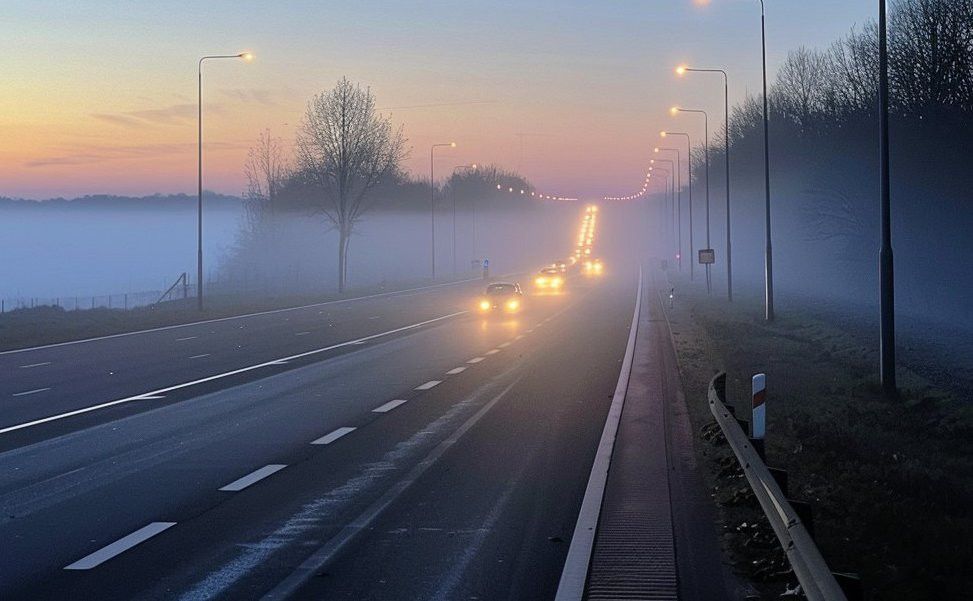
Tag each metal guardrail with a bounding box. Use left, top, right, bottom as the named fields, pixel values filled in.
left=708, top=372, right=848, bottom=601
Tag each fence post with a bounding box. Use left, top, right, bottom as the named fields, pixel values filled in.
left=750, top=373, right=767, bottom=460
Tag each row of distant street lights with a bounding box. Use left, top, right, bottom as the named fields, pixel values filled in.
left=630, top=0, right=895, bottom=394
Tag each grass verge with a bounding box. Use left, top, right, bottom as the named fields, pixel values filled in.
left=661, top=270, right=972, bottom=601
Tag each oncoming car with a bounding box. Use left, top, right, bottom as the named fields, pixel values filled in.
left=582, top=258, right=604, bottom=276
left=534, top=267, right=565, bottom=291
left=477, top=282, right=524, bottom=314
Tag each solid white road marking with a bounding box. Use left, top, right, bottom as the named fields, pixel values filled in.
left=372, top=399, right=408, bottom=413
left=415, top=380, right=441, bottom=391
left=446, top=367, right=467, bottom=375
left=555, top=269, right=642, bottom=601
left=485, top=349, right=500, bottom=355
left=12, top=388, right=50, bottom=397
left=311, top=427, right=356, bottom=445
left=189, top=354, right=211, bottom=359
left=19, top=362, right=51, bottom=369
left=175, top=336, right=197, bottom=342
left=0, top=311, right=466, bottom=436
left=219, top=464, right=287, bottom=492
left=2, top=277, right=483, bottom=355
left=467, top=357, right=485, bottom=364
left=64, top=522, right=176, bottom=570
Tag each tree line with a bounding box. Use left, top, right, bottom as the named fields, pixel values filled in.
left=236, top=78, right=535, bottom=292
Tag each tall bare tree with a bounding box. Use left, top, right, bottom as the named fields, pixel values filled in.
left=773, top=46, right=832, bottom=133
left=295, top=78, right=408, bottom=291
left=243, top=129, right=288, bottom=233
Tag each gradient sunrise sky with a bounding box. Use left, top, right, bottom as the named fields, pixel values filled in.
left=2, top=1, right=874, bottom=200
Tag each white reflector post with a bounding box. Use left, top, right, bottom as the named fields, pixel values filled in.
left=752, top=373, right=767, bottom=439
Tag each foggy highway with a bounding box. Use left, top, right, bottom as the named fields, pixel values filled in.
left=0, top=262, right=671, bottom=600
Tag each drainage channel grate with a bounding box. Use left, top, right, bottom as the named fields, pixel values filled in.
left=584, top=328, right=677, bottom=600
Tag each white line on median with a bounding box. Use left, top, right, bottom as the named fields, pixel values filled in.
left=219, top=464, right=287, bottom=492
left=0, top=311, right=466, bottom=436
left=467, top=357, right=485, bottom=364
left=13, top=388, right=50, bottom=397
left=415, top=380, right=441, bottom=390
left=311, top=427, right=356, bottom=445
left=445, top=366, right=467, bottom=375
left=19, top=362, right=51, bottom=369
left=372, top=399, right=408, bottom=413
left=64, top=522, right=176, bottom=570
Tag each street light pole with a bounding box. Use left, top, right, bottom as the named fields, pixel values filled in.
left=878, top=0, right=896, bottom=395
left=678, top=66, right=732, bottom=301
left=656, top=147, right=682, bottom=271
left=430, top=142, right=456, bottom=280
left=652, top=158, right=676, bottom=261
left=197, top=52, right=251, bottom=311
left=662, top=132, right=693, bottom=281
left=451, top=164, right=477, bottom=276
left=674, top=107, right=712, bottom=294
left=759, top=0, right=775, bottom=320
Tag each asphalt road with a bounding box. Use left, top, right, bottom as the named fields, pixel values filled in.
left=0, top=266, right=642, bottom=600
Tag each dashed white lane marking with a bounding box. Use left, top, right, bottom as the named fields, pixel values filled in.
left=175, top=336, right=197, bottom=342
left=372, top=399, right=408, bottom=413
left=525, top=329, right=534, bottom=333
left=311, top=427, right=356, bottom=445
left=497, top=342, right=511, bottom=348
left=485, top=349, right=500, bottom=355
left=515, top=334, right=525, bottom=340
left=295, top=331, right=310, bottom=336
left=19, top=362, right=51, bottom=369
left=0, top=311, right=466, bottom=437
left=415, top=380, right=442, bottom=391
left=219, top=464, right=287, bottom=492
left=189, top=354, right=211, bottom=359
left=64, top=522, right=176, bottom=570
left=467, top=357, right=485, bottom=364
left=446, top=366, right=467, bottom=375
left=13, top=388, right=50, bottom=397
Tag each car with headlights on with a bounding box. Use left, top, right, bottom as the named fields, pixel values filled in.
left=477, top=282, right=524, bottom=314
left=534, top=267, right=565, bottom=292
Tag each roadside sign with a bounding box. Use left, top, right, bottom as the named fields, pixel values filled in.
left=483, top=258, right=489, bottom=268
left=698, top=249, right=715, bottom=264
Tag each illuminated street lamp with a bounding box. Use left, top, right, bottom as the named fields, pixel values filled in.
left=677, top=64, right=733, bottom=301
left=672, top=106, right=712, bottom=294
left=197, top=52, right=252, bottom=311
left=661, top=130, right=694, bottom=281
left=430, top=141, right=456, bottom=279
